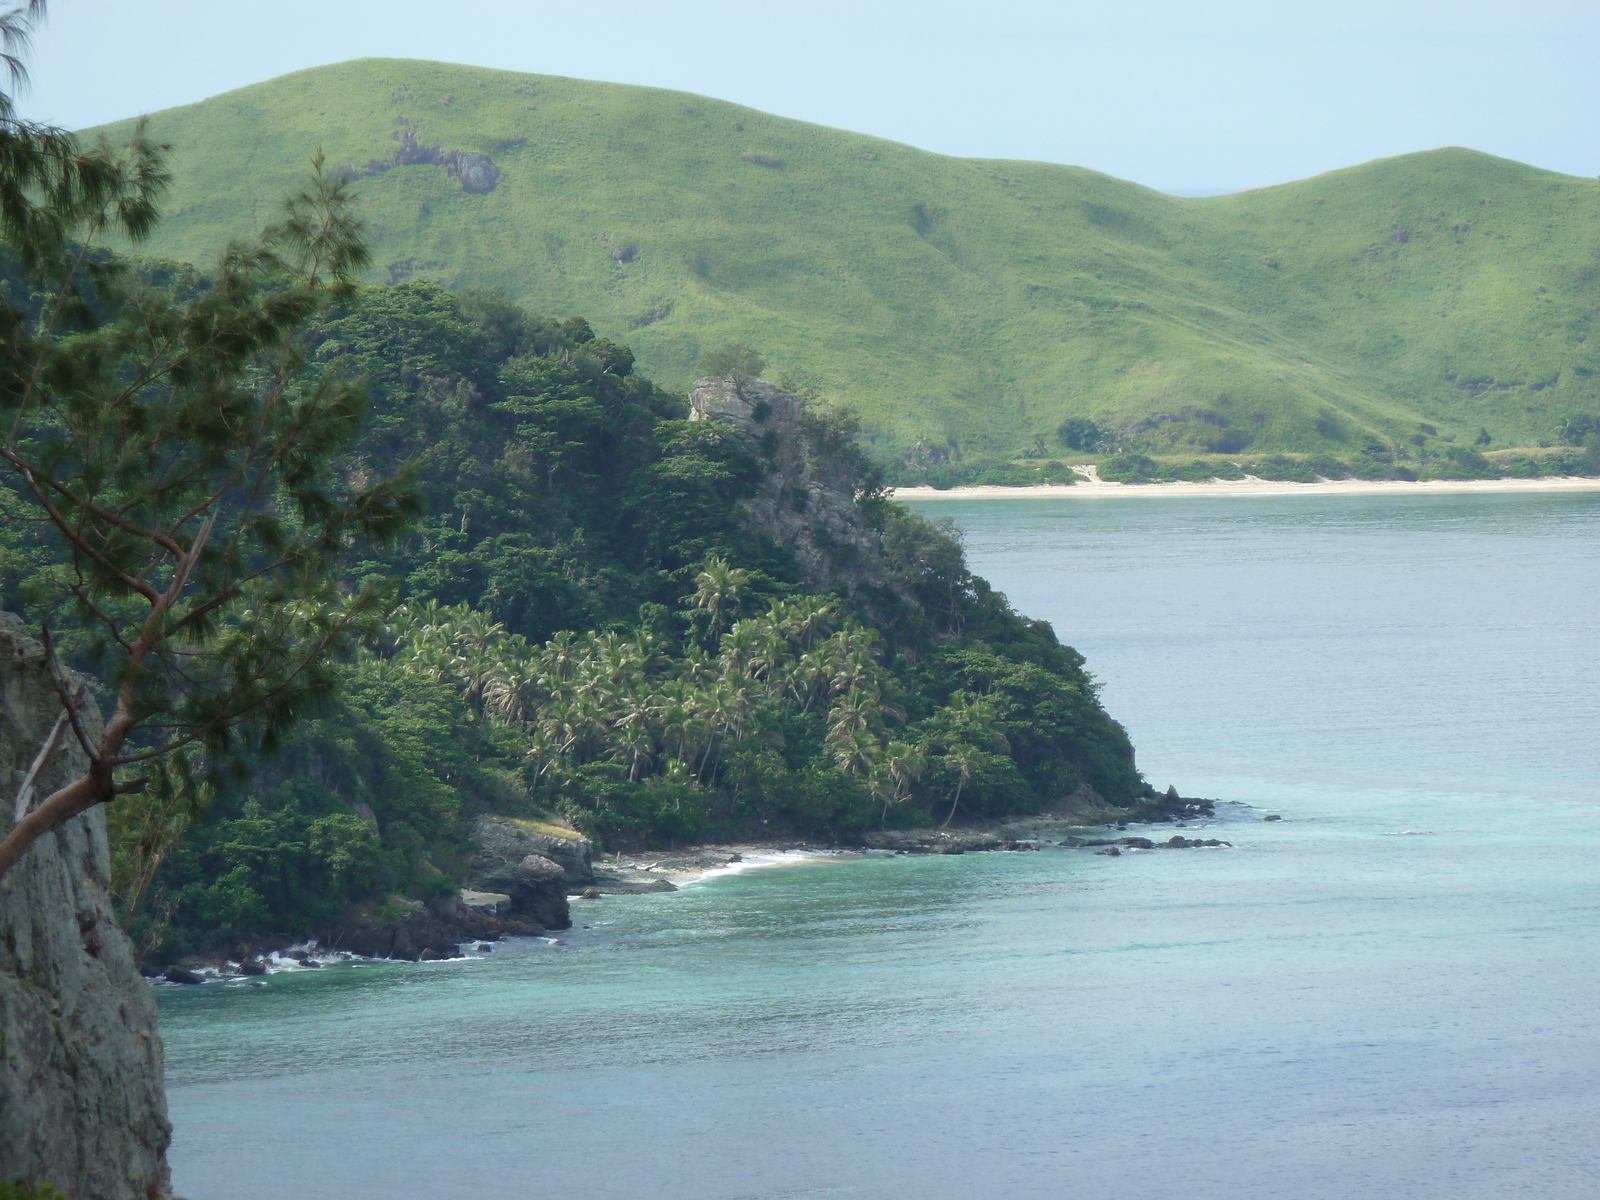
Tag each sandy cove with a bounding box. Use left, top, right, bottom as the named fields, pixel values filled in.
left=892, top=476, right=1600, bottom=501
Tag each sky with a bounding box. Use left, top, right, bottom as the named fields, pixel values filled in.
left=16, top=0, right=1600, bottom=193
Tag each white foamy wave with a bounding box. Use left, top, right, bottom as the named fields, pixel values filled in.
left=682, top=847, right=853, bottom=885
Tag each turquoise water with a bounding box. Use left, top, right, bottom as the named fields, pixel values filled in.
left=160, top=493, right=1600, bottom=1198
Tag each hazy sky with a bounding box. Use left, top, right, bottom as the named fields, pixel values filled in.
left=17, top=0, right=1600, bottom=192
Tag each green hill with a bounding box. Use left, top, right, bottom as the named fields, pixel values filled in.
left=87, top=58, right=1600, bottom=462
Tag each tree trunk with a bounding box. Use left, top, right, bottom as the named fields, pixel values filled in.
left=0, top=766, right=115, bottom=881
left=941, top=780, right=964, bottom=829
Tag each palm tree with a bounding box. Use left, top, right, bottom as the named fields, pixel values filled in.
left=826, top=690, right=880, bottom=741
left=719, top=619, right=762, bottom=675
left=831, top=726, right=882, bottom=777
left=939, top=744, right=977, bottom=829
left=612, top=718, right=654, bottom=782
left=882, top=741, right=926, bottom=828
left=830, top=649, right=879, bottom=700
left=679, top=645, right=718, bottom=688
left=784, top=595, right=836, bottom=649
left=688, top=555, right=751, bottom=633
left=538, top=629, right=580, bottom=684
left=947, top=694, right=1009, bottom=753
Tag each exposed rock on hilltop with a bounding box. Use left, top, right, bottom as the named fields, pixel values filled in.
left=0, top=614, right=171, bottom=1199
left=690, top=377, right=900, bottom=600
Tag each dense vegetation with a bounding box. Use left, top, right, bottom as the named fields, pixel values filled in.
left=90, top=59, right=1600, bottom=465
left=4, top=280, right=1148, bottom=959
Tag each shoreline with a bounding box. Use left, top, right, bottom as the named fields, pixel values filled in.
left=892, top=476, right=1600, bottom=501
left=153, top=805, right=1244, bottom=983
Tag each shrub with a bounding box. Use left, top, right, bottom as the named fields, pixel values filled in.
left=1098, top=453, right=1159, bottom=483
left=698, top=342, right=767, bottom=380
left=1056, top=417, right=1107, bottom=452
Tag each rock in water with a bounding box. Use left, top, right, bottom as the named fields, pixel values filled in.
left=0, top=613, right=171, bottom=1197
left=510, top=855, right=572, bottom=930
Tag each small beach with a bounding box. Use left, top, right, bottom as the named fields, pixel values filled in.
left=892, top=475, right=1600, bottom=500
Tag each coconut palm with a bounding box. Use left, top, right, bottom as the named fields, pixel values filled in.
left=719, top=619, right=763, bottom=675
left=939, top=744, right=977, bottom=829
left=688, top=555, right=751, bottom=632
left=831, top=726, right=882, bottom=777
left=947, top=694, right=1009, bottom=753
left=612, top=718, right=655, bottom=782
left=884, top=741, right=926, bottom=828
left=679, top=644, right=719, bottom=688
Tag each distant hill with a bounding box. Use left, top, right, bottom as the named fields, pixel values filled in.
left=87, top=58, right=1600, bottom=462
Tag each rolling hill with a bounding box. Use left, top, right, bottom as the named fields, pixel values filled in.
left=86, top=58, right=1600, bottom=463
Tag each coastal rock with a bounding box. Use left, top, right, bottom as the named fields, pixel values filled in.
left=1263, top=814, right=1282, bottom=821
left=320, top=892, right=536, bottom=961
left=1095, top=846, right=1121, bottom=856
left=862, top=829, right=1005, bottom=854
left=588, top=867, right=679, bottom=894
left=509, top=855, right=572, bottom=930
left=469, top=814, right=594, bottom=889
left=163, top=966, right=203, bottom=985
left=0, top=612, right=172, bottom=1198
left=460, top=888, right=511, bottom=915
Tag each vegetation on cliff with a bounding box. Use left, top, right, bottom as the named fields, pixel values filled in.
left=99, top=280, right=1149, bottom=960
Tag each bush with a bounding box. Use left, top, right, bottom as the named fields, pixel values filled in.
left=1097, top=453, right=1159, bottom=483
left=1248, top=455, right=1311, bottom=482
left=1056, top=417, right=1107, bottom=452
left=1422, top=445, right=1500, bottom=480
left=697, top=342, right=767, bottom=381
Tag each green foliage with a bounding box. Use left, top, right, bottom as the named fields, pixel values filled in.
left=1098, top=454, right=1160, bottom=483
left=0, top=104, right=419, bottom=881
left=309, top=280, right=787, bottom=640
left=114, top=280, right=1150, bottom=958
left=87, top=59, right=1600, bottom=464
left=1057, top=417, right=1108, bottom=452
left=0, top=1183, right=69, bottom=1200
left=697, top=342, right=767, bottom=381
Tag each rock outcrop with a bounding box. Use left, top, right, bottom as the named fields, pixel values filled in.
left=690, top=377, right=896, bottom=598
left=0, top=614, right=171, bottom=1198
left=508, top=855, right=572, bottom=929
left=320, top=894, right=541, bottom=962
left=468, top=814, right=594, bottom=889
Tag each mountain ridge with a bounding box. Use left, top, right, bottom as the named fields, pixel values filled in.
left=86, top=58, right=1600, bottom=462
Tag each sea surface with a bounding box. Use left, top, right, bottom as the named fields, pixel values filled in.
left=159, top=492, right=1600, bottom=1199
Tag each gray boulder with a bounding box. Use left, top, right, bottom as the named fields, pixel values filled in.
left=0, top=613, right=172, bottom=1198
left=509, top=855, right=572, bottom=930
left=470, top=814, right=594, bottom=888
left=448, top=151, right=500, bottom=193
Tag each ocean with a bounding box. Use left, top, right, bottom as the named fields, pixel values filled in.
left=158, top=491, right=1600, bottom=1198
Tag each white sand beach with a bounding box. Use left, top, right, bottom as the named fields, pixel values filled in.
left=892, top=476, right=1600, bottom=501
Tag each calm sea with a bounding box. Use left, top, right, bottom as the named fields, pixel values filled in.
left=159, top=492, right=1600, bottom=1199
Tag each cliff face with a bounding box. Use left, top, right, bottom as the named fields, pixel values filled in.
left=690, top=377, right=897, bottom=598
left=0, top=614, right=171, bottom=1198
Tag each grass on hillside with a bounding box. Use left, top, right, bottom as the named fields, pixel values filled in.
left=91, top=58, right=1600, bottom=463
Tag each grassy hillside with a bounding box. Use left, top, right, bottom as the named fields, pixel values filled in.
left=88, top=58, right=1600, bottom=461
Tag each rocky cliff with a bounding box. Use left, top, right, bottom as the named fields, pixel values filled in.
left=0, top=615, right=171, bottom=1197
left=690, top=377, right=898, bottom=599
